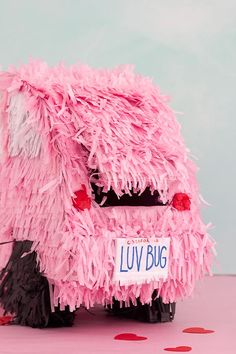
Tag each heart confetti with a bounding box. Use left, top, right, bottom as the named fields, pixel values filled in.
left=164, top=346, right=192, bottom=352
left=183, top=327, right=214, bottom=334
left=114, top=333, right=147, bottom=341
left=0, top=316, right=13, bottom=325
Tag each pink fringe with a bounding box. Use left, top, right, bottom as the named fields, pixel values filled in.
left=0, top=61, right=215, bottom=309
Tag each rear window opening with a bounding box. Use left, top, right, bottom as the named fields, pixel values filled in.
left=91, top=184, right=166, bottom=207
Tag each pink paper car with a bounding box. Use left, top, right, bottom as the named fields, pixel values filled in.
left=0, top=61, right=215, bottom=327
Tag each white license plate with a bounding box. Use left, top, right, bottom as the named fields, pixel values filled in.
left=113, top=237, right=170, bottom=285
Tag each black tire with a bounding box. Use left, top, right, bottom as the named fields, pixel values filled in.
left=0, top=240, right=75, bottom=328
left=108, top=292, right=176, bottom=323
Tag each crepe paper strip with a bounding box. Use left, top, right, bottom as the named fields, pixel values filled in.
left=164, top=346, right=192, bottom=352
left=183, top=327, right=215, bottom=334
left=0, top=241, right=14, bottom=245
left=0, top=316, right=13, bottom=325
left=114, top=333, right=148, bottom=341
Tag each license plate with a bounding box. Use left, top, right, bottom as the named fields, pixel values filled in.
left=113, top=237, right=170, bottom=285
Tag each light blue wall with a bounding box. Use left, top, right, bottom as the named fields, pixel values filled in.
left=0, top=0, right=235, bottom=273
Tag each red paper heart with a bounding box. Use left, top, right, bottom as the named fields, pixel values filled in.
left=172, top=193, right=191, bottom=211
left=0, top=316, right=13, bottom=325
left=114, top=333, right=147, bottom=341
left=183, top=327, right=214, bottom=334
left=164, top=346, right=192, bottom=352
left=72, top=185, right=91, bottom=211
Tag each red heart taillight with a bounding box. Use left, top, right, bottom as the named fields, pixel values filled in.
left=172, top=193, right=191, bottom=211
left=72, top=185, right=91, bottom=211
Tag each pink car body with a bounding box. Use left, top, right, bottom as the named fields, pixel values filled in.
left=0, top=61, right=215, bottom=312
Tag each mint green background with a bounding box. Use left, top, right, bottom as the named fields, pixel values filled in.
left=0, top=0, right=235, bottom=273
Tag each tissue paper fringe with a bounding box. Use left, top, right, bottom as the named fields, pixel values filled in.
left=0, top=61, right=215, bottom=310
left=0, top=240, right=75, bottom=327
